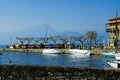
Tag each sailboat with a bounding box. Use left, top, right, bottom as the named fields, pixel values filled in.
left=42, top=23, right=62, bottom=54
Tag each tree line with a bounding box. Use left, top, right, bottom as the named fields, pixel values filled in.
left=16, top=31, right=103, bottom=49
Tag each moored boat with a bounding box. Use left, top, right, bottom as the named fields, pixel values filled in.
left=107, top=61, right=120, bottom=68
left=115, top=53, right=120, bottom=60
left=42, top=49, right=62, bottom=54
left=68, top=49, right=91, bottom=57
left=102, top=52, right=115, bottom=58
left=102, top=52, right=120, bottom=60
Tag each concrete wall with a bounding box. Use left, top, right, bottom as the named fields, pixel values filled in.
left=0, top=65, right=120, bottom=80
left=1, top=48, right=103, bottom=55
left=3, top=48, right=43, bottom=53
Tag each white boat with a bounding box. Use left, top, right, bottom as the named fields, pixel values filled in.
left=102, top=52, right=120, bottom=68
left=68, top=49, right=91, bottom=57
left=42, top=49, right=62, bottom=54
left=107, top=61, right=120, bottom=68
left=115, top=53, right=120, bottom=60
left=9, top=45, right=14, bottom=48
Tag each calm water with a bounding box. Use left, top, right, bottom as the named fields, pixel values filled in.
left=0, top=52, right=111, bottom=68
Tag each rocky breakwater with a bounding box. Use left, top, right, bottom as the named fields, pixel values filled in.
left=0, top=65, right=120, bottom=80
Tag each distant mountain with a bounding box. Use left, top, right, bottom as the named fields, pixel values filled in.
left=0, top=24, right=109, bottom=45
left=0, top=24, right=59, bottom=44
left=13, top=24, right=59, bottom=37
left=60, top=31, right=108, bottom=39
left=61, top=31, right=81, bottom=37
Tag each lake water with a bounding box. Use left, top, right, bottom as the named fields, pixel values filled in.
left=0, top=52, right=112, bottom=68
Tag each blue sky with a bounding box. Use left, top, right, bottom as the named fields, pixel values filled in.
left=0, top=0, right=120, bottom=44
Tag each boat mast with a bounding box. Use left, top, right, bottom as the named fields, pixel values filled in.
left=44, top=22, right=49, bottom=44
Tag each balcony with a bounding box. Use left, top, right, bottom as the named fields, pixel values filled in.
left=106, top=28, right=117, bottom=32
left=105, top=22, right=119, bottom=33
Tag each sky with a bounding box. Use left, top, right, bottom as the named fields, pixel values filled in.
left=0, top=0, right=120, bottom=44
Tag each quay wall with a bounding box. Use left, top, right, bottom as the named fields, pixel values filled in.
left=0, top=48, right=103, bottom=55
left=2, top=48, right=43, bottom=53
left=0, top=48, right=71, bottom=54
left=0, top=65, right=120, bottom=80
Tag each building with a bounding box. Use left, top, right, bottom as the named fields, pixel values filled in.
left=106, top=17, right=120, bottom=46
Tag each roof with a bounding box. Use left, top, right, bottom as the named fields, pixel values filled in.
left=106, top=22, right=120, bottom=24
left=108, top=17, right=120, bottom=21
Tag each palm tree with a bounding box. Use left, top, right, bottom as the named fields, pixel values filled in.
left=86, top=31, right=97, bottom=49
left=92, top=31, right=98, bottom=47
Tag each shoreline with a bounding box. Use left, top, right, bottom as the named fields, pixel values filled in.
left=1, top=48, right=118, bottom=56
left=0, top=48, right=110, bottom=55
left=0, top=48, right=71, bottom=53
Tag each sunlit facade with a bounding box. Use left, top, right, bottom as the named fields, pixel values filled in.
left=106, top=17, right=120, bottom=46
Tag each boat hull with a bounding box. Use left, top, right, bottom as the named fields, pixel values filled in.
left=107, top=61, right=120, bottom=68
left=115, top=54, right=120, bottom=60
left=42, top=49, right=62, bottom=54
left=102, top=52, right=120, bottom=60
left=102, top=52, right=115, bottom=58
left=68, top=49, right=91, bottom=57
